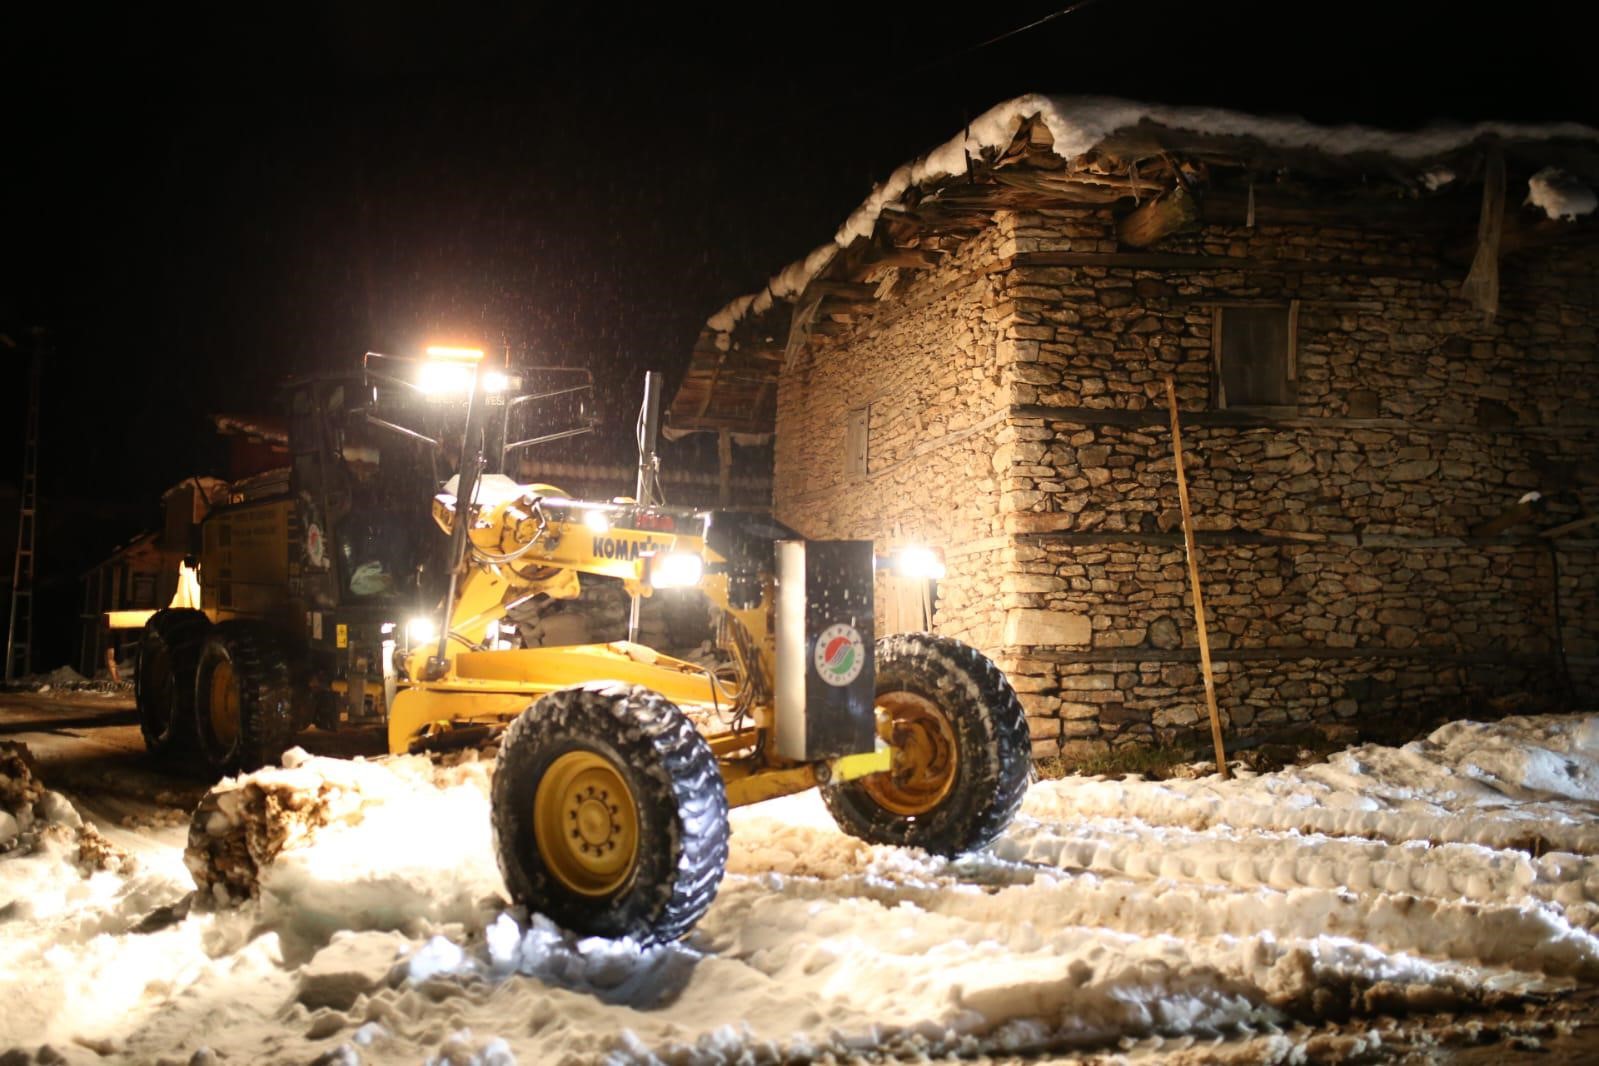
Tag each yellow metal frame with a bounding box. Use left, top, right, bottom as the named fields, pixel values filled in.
left=382, top=484, right=883, bottom=809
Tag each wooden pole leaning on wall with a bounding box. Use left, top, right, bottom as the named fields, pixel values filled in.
left=1164, top=375, right=1230, bottom=779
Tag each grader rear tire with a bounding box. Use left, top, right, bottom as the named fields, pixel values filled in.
left=135, top=608, right=211, bottom=757
left=192, top=622, right=298, bottom=776
left=822, top=633, right=1030, bottom=855
left=491, top=682, right=729, bottom=945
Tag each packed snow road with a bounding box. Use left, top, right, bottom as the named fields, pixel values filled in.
left=3, top=694, right=1599, bottom=1064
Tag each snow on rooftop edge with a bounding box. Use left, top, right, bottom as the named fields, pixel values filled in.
left=706, top=93, right=1599, bottom=335
left=1528, top=166, right=1599, bottom=221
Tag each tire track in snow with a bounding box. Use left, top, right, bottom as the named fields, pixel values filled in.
left=699, top=873, right=1509, bottom=1049
left=1020, top=735, right=1599, bottom=859
left=726, top=815, right=1599, bottom=980
left=997, top=813, right=1599, bottom=927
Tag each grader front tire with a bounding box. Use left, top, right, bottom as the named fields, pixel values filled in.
left=822, top=633, right=1030, bottom=855
left=491, top=683, right=729, bottom=945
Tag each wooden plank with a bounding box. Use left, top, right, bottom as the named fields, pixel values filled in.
left=811, top=281, right=880, bottom=300
left=1009, top=402, right=1599, bottom=438
left=1471, top=495, right=1542, bottom=537
left=717, top=430, right=733, bottom=508
left=989, top=168, right=1162, bottom=198
left=1020, top=646, right=1565, bottom=665
left=1542, top=514, right=1599, bottom=539
left=1012, top=250, right=1451, bottom=280
left=782, top=291, right=824, bottom=369
left=1460, top=147, right=1506, bottom=317
left=1165, top=375, right=1230, bottom=779
left=859, top=246, right=945, bottom=271
left=1202, top=186, right=1479, bottom=230
left=1011, top=528, right=1599, bottom=551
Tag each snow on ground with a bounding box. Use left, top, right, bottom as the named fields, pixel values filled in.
left=4, top=714, right=1599, bottom=1064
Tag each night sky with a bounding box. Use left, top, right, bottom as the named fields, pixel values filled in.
left=2, top=1, right=1595, bottom=663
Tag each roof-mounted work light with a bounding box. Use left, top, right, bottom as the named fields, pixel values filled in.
left=418, top=346, right=484, bottom=397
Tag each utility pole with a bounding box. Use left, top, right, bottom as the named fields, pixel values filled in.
left=5, top=330, right=42, bottom=683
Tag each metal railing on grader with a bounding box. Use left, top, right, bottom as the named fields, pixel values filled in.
left=134, top=347, right=1030, bottom=942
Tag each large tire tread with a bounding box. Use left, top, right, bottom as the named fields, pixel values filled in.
left=822, top=633, right=1030, bottom=855
left=136, top=608, right=212, bottom=757
left=491, top=682, right=729, bottom=945
left=193, top=621, right=299, bottom=776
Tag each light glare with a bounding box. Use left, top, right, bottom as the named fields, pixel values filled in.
left=407, top=616, right=440, bottom=645
left=418, top=361, right=475, bottom=395
left=891, top=546, right=946, bottom=580
left=582, top=509, right=611, bottom=534
left=650, top=552, right=704, bottom=589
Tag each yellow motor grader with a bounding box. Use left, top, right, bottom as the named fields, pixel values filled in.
left=134, top=347, right=1030, bottom=942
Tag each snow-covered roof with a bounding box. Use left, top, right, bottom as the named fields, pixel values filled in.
left=724, top=94, right=1599, bottom=334
left=670, top=95, right=1599, bottom=434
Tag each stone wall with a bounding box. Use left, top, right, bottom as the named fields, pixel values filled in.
left=771, top=203, right=1597, bottom=757
left=773, top=226, right=1015, bottom=649
left=994, top=207, right=1599, bottom=756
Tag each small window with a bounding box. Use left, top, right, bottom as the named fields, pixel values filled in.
left=845, top=406, right=869, bottom=479
left=1214, top=302, right=1298, bottom=409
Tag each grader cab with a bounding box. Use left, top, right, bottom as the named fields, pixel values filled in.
left=135, top=347, right=1030, bottom=942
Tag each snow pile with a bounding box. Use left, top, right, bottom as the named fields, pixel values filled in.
left=0, top=740, right=100, bottom=860
left=0, top=742, right=203, bottom=1050
left=708, top=94, right=1599, bottom=333
left=8, top=663, right=130, bottom=694
left=6, top=714, right=1599, bottom=1062
left=186, top=748, right=503, bottom=950
left=1526, top=166, right=1598, bottom=220
left=1023, top=713, right=1599, bottom=856
left=1420, top=165, right=1456, bottom=191
left=8, top=663, right=98, bottom=693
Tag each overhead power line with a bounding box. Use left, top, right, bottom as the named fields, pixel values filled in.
left=962, top=0, right=1113, bottom=56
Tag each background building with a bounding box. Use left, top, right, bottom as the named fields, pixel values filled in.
left=671, top=97, right=1599, bottom=757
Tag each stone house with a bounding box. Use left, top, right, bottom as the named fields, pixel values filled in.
left=668, top=96, right=1599, bottom=758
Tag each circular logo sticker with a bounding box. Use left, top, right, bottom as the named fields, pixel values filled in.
left=814, top=623, right=865, bottom=687
left=306, top=522, right=328, bottom=569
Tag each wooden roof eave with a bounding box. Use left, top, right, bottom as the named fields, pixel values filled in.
left=672, top=109, right=1599, bottom=436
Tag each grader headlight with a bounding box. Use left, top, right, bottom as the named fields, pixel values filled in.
left=418, top=346, right=484, bottom=397
left=649, top=551, right=704, bottom=589
left=406, top=615, right=440, bottom=646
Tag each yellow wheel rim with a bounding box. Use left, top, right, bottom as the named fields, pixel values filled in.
left=534, top=751, right=638, bottom=896
left=209, top=660, right=240, bottom=748
left=864, top=691, right=959, bottom=816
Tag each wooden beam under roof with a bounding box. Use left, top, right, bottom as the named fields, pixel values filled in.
left=858, top=245, right=946, bottom=271
left=1117, top=185, right=1202, bottom=247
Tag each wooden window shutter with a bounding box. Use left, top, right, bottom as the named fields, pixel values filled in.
left=845, top=406, right=869, bottom=478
